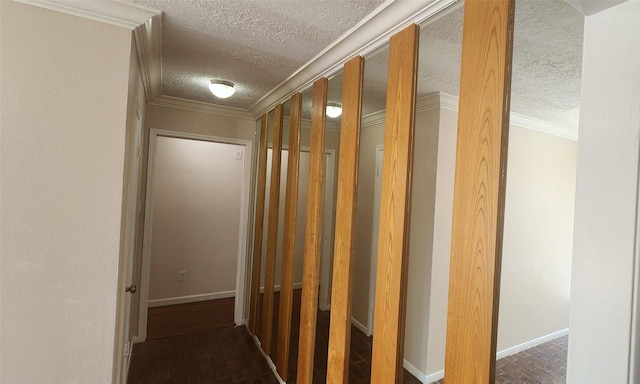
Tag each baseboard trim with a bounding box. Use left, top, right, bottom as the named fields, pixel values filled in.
left=423, top=369, right=444, bottom=383
left=351, top=317, right=369, bottom=336
left=148, top=291, right=235, bottom=307
left=249, top=329, right=285, bottom=384
left=419, top=329, right=570, bottom=383
left=404, top=359, right=428, bottom=383
left=496, top=328, right=569, bottom=360
left=259, top=282, right=303, bottom=293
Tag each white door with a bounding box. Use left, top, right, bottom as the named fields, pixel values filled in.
left=120, top=107, right=143, bottom=383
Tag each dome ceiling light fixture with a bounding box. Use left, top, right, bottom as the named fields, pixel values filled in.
left=326, top=102, right=342, bottom=118
left=209, top=79, right=235, bottom=99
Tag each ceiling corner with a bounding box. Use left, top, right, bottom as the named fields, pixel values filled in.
left=14, top=0, right=161, bottom=29
left=564, top=0, right=629, bottom=15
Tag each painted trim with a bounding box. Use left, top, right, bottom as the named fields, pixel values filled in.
left=133, top=16, right=162, bottom=103
left=250, top=331, right=286, bottom=384
left=258, top=282, right=303, bottom=293
left=149, top=95, right=255, bottom=121
left=14, top=0, right=160, bottom=30
left=510, top=112, right=578, bottom=141
left=419, top=329, right=571, bottom=383
left=362, top=110, right=386, bottom=128
left=351, top=317, right=369, bottom=336
left=496, top=328, right=569, bottom=360
left=147, top=291, right=236, bottom=308
left=424, top=369, right=445, bottom=383
left=248, top=0, right=458, bottom=116
left=404, top=359, right=428, bottom=383
left=138, top=129, right=254, bottom=340
left=565, top=0, right=628, bottom=15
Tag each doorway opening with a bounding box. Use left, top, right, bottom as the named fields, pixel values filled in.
left=137, top=129, right=253, bottom=341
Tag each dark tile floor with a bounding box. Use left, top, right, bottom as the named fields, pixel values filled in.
left=128, top=326, right=278, bottom=384
left=147, top=297, right=235, bottom=340
left=431, top=335, right=568, bottom=384
left=130, top=297, right=568, bottom=384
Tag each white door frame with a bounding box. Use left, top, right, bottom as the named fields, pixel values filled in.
left=137, top=128, right=253, bottom=341
left=367, top=145, right=384, bottom=335
left=117, top=104, right=144, bottom=384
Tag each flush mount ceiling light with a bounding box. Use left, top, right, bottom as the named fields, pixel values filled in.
left=326, top=102, right=342, bottom=118
left=209, top=80, right=235, bottom=99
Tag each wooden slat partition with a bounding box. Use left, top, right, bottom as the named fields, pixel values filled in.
left=326, top=56, right=365, bottom=384
left=276, top=93, right=303, bottom=380
left=370, top=24, right=419, bottom=384
left=443, top=1, right=514, bottom=383
left=248, top=114, right=269, bottom=334
left=261, top=104, right=284, bottom=354
left=295, top=78, right=328, bottom=384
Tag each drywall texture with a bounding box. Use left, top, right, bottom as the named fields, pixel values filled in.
left=128, top=0, right=385, bottom=109
left=148, top=137, right=245, bottom=301
left=567, top=2, right=640, bottom=382
left=0, top=2, right=132, bottom=383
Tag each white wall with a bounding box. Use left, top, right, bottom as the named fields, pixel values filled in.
left=423, top=103, right=578, bottom=379
left=567, top=1, right=640, bottom=382
left=148, top=137, right=245, bottom=302
left=405, top=105, right=440, bottom=376
left=353, top=95, right=578, bottom=380
left=498, top=124, right=576, bottom=349
left=138, top=105, right=257, bottom=315
left=353, top=113, right=386, bottom=326
left=0, top=2, right=132, bottom=382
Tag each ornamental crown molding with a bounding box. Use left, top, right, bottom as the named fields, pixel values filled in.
left=363, top=92, right=578, bottom=141
left=14, top=0, right=160, bottom=30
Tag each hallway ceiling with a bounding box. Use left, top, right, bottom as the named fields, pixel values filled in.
left=130, top=0, right=386, bottom=110
left=130, top=0, right=584, bottom=134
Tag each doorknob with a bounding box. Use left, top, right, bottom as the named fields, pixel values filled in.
left=126, top=285, right=137, bottom=294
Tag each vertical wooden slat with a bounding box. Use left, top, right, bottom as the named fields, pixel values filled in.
left=261, top=104, right=284, bottom=354
left=275, top=93, right=303, bottom=380
left=248, top=114, right=269, bottom=334
left=370, top=24, right=419, bottom=384
left=325, top=56, right=365, bottom=384
left=295, top=78, right=328, bottom=384
left=444, top=1, right=514, bottom=383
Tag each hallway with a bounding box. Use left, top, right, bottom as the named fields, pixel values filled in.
left=129, top=298, right=567, bottom=383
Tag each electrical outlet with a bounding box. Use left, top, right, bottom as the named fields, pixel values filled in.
left=234, top=149, right=242, bottom=160
left=178, top=270, right=186, bottom=281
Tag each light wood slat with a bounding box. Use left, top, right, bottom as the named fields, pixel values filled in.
left=326, top=56, right=365, bottom=384
left=295, top=78, right=328, bottom=384
left=275, top=93, right=303, bottom=380
left=248, top=114, right=269, bottom=334
left=444, top=1, right=514, bottom=383
left=261, top=104, right=284, bottom=354
left=370, top=23, right=419, bottom=384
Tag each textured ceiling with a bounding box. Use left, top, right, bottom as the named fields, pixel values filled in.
left=339, top=0, right=584, bottom=131
left=130, top=0, right=386, bottom=110
left=131, top=0, right=584, bottom=132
